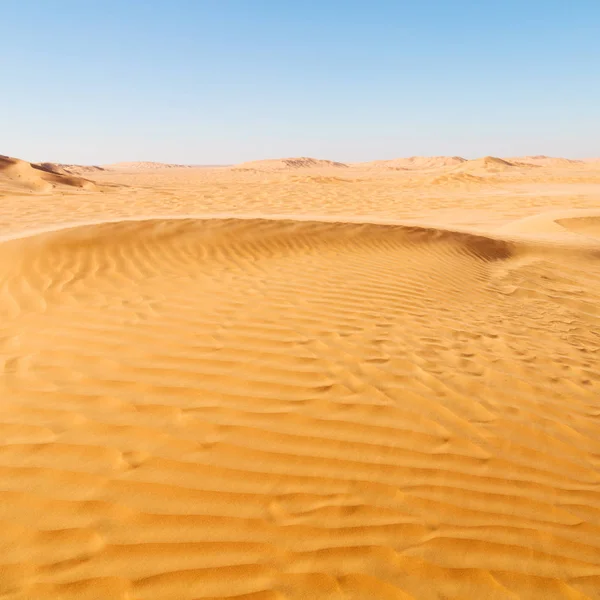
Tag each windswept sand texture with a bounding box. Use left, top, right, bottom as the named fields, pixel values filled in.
left=1, top=155, right=600, bottom=599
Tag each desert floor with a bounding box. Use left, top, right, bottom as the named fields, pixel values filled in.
left=1, top=155, right=600, bottom=599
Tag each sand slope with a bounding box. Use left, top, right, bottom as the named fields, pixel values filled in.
left=0, top=155, right=97, bottom=193
left=1, top=207, right=600, bottom=599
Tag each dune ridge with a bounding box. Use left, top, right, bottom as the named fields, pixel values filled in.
left=1, top=208, right=600, bottom=599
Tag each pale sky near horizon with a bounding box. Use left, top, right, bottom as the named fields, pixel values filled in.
left=2, top=0, right=599, bottom=165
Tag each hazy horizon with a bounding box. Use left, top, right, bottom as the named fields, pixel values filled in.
left=3, top=0, right=599, bottom=164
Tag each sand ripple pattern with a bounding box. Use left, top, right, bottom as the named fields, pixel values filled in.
left=0, top=217, right=600, bottom=599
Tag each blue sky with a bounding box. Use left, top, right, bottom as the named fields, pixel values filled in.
left=2, top=0, right=599, bottom=164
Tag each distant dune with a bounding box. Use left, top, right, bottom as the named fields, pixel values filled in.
left=234, top=157, right=349, bottom=171
left=0, top=154, right=98, bottom=192
left=104, top=162, right=203, bottom=170
left=17, top=154, right=597, bottom=176
left=359, top=156, right=467, bottom=170
left=451, top=155, right=520, bottom=174
left=508, top=155, right=584, bottom=167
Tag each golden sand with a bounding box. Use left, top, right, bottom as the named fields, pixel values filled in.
left=1, top=156, right=600, bottom=599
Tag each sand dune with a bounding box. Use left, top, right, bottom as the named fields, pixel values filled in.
left=0, top=155, right=97, bottom=193
left=234, top=157, right=348, bottom=171
left=36, top=163, right=106, bottom=177
left=1, top=156, right=600, bottom=599
left=452, top=156, right=521, bottom=174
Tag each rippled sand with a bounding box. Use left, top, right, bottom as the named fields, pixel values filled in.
left=1, top=157, right=600, bottom=599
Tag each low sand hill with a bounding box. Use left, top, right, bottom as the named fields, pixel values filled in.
left=0, top=155, right=97, bottom=193
left=235, top=157, right=348, bottom=171
left=1, top=157, right=600, bottom=599
left=360, top=156, right=467, bottom=170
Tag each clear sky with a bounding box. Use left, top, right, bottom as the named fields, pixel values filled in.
left=2, top=0, right=599, bottom=164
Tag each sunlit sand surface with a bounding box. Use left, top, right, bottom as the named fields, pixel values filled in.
left=1, top=155, right=600, bottom=599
